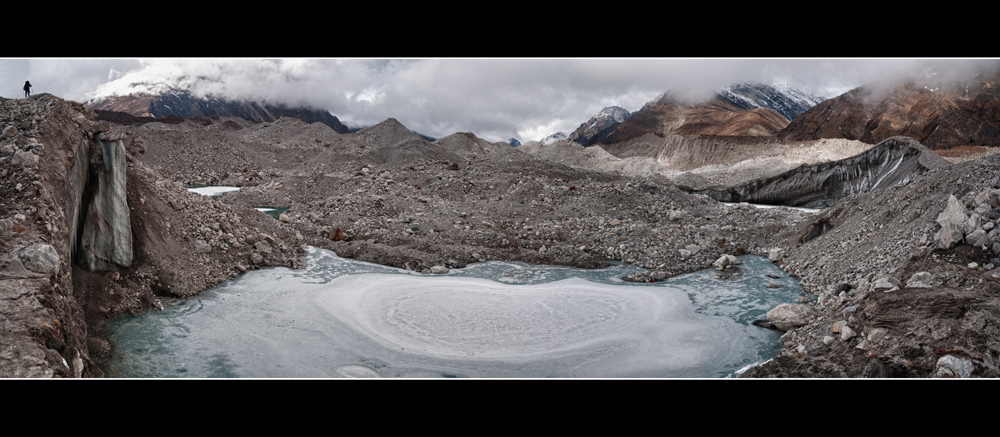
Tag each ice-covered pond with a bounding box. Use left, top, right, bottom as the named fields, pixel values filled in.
left=186, top=186, right=242, bottom=197
left=100, top=246, right=803, bottom=379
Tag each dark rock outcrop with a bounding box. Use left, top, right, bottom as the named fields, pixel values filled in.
left=686, top=136, right=951, bottom=208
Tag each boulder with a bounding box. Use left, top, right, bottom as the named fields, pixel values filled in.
left=195, top=240, right=212, bottom=253
left=11, top=150, right=38, bottom=166
left=935, top=222, right=964, bottom=249
left=965, top=213, right=983, bottom=235
left=936, top=354, right=974, bottom=378
left=934, top=195, right=970, bottom=249
left=841, top=325, right=857, bottom=341
left=905, top=271, right=938, bottom=288
left=18, top=244, right=60, bottom=274
left=713, top=254, right=740, bottom=271
left=937, top=194, right=968, bottom=227
left=766, top=303, right=817, bottom=331
left=831, top=320, right=848, bottom=333
left=254, top=240, right=272, bottom=254
left=973, top=189, right=999, bottom=209
left=872, top=276, right=901, bottom=292
left=967, top=228, right=990, bottom=249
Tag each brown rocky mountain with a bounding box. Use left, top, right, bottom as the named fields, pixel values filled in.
left=779, top=67, right=1000, bottom=150
left=86, top=90, right=351, bottom=134
left=603, top=94, right=790, bottom=144
left=673, top=99, right=791, bottom=136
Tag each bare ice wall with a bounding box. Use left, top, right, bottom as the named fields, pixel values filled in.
left=77, top=134, right=132, bottom=272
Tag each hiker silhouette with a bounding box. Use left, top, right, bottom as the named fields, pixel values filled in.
left=23, top=81, right=31, bottom=97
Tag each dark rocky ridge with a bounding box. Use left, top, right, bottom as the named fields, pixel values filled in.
left=686, top=136, right=952, bottom=208
left=86, top=89, right=351, bottom=134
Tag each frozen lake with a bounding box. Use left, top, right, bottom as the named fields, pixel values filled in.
left=101, top=247, right=802, bottom=378
left=186, top=186, right=242, bottom=197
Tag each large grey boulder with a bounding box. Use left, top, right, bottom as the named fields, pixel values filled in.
left=936, top=354, right=974, bottom=378
left=973, top=188, right=999, bottom=209
left=935, top=196, right=968, bottom=250
left=967, top=229, right=990, bottom=249
left=872, top=276, right=901, bottom=292
left=766, top=303, right=817, bottom=331
left=18, top=244, right=60, bottom=275
left=11, top=150, right=38, bottom=166
left=964, top=213, right=983, bottom=235
left=713, top=254, right=740, bottom=271
left=905, top=271, right=939, bottom=288
left=937, top=195, right=968, bottom=228
left=936, top=223, right=965, bottom=249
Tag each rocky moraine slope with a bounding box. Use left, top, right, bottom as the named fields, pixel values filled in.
left=4, top=93, right=1000, bottom=378
left=0, top=95, right=304, bottom=377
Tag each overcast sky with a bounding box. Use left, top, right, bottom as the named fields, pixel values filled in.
left=1, top=58, right=996, bottom=142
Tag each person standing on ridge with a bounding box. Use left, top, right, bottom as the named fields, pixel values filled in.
left=23, top=81, right=31, bottom=97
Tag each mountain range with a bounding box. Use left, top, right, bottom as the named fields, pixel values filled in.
left=86, top=89, right=352, bottom=134
left=778, top=67, right=1000, bottom=150
left=594, top=83, right=826, bottom=145
left=84, top=64, right=1000, bottom=154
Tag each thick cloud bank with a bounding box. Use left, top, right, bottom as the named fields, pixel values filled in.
left=5, top=58, right=988, bottom=142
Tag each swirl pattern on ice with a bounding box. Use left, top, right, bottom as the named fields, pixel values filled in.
left=325, top=275, right=671, bottom=358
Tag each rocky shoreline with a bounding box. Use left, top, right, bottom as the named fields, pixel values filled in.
left=3, top=94, right=999, bottom=378
left=746, top=156, right=1000, bottom=377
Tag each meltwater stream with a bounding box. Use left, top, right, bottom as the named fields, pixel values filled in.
left=101, top=247, right=803, bottom=378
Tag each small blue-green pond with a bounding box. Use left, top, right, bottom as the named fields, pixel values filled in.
left=101, top=246, right=803, bottom=379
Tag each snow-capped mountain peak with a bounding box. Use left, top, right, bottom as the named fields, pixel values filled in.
left=718, top=83, right=826, bottom=122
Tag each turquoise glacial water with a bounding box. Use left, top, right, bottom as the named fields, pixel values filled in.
left=101, top=247, right=803, bottom=379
